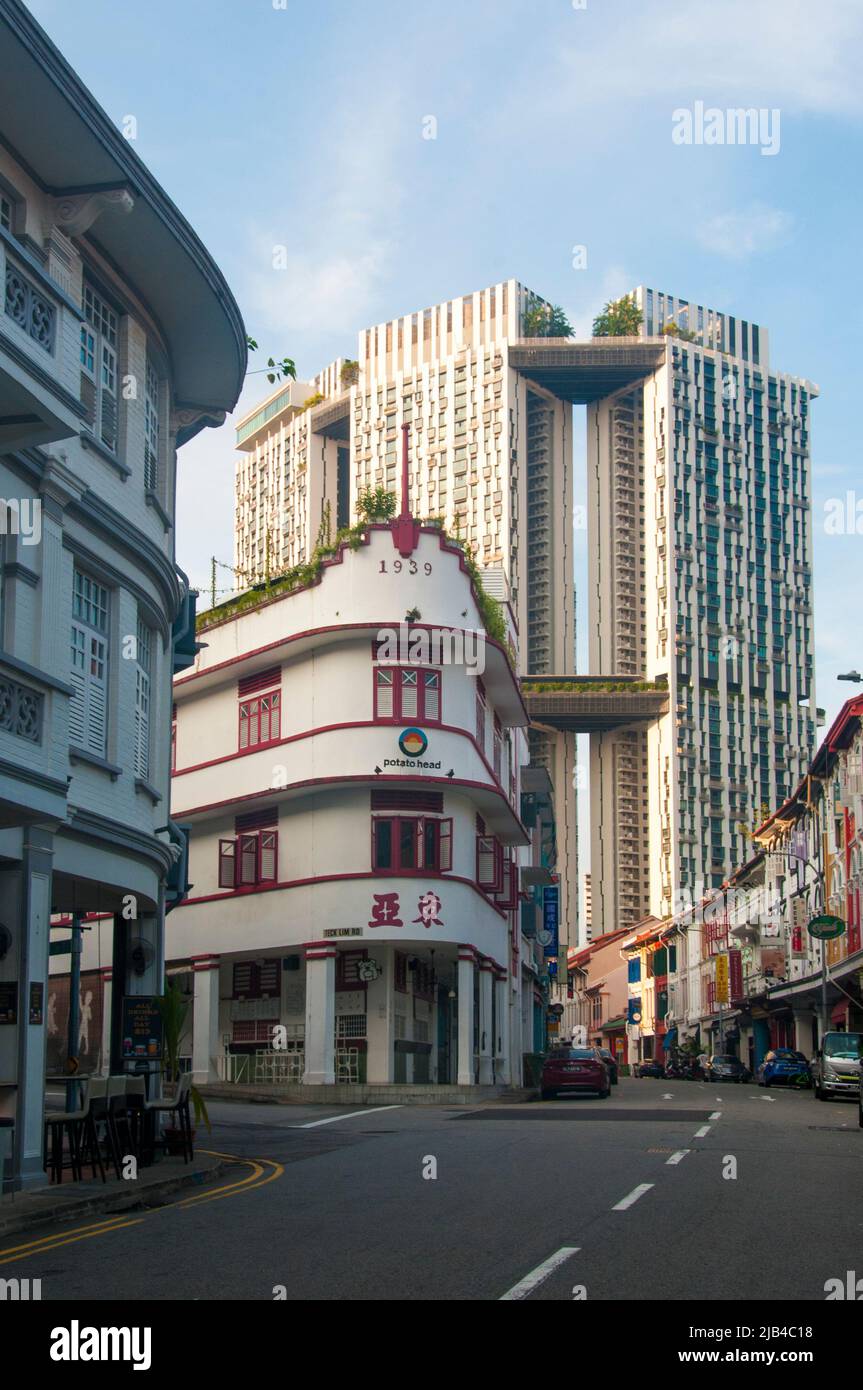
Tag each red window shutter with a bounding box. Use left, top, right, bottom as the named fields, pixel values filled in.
left=375, top=668, right=394, bottom=719
left=439, top=818, right=452, bottom=872
left=416, top=818, right=425, bottom=870
left=218, top=839, right=236, bottom=888
left=477, top=834, right=500, bottom=890
left=238, top=833, right=259, bottom=886
left=259, top=830, right=278, bottom=882
left=400, top=669, right=418, bottom=719
left=423, top=670, right=440, bottom=723
left=238, top=665, right=281, bottom=697
left=497, top=856, right=518, bottom=909
left=258, top=959, right=280, bottom=998
left=235, top=807, right=279, bottom=833
left=233, top=961, right=253, bottom=997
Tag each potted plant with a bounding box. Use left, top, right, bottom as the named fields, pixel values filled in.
left=154, top=981, right=211, bottom=1154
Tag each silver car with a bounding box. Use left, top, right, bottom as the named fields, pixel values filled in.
left=812, top=1031, right=862, bottom=1101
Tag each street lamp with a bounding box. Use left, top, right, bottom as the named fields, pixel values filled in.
left=838, top=671, right=862, bottom=683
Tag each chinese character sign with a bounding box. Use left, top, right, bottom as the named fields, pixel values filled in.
left=368, top=893, right=403, bottom=928
left=413, top=891, right=444, bottom=928
left=715, top=953, right=729, bottom=1004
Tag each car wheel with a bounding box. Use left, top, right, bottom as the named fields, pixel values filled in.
left=600, top=1086, right=610, bottom=1099
left=540, top=1089, right=554, bottom=1101
left=611, top=1076, right=618, bottom=1085
left=764, top=1079, right=770, bottom=1088
left=815, top=1086, right=825, bottom=1101
left=858, top=1101, right=863, bottom=1130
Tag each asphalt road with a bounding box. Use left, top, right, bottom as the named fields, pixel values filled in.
left=3, top=1079, right=860, bottom=1301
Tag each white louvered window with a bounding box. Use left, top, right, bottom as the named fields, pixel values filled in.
left=70, top=569, right=109, bottom=756
left=133, top=613, right=152, bottom=779
left=80, top=285, right=118, bottom=453
left=144, top=358, right=160, bottom=491
left=0, top=195, right=11, bottom=232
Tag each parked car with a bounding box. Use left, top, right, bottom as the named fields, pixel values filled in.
left=705, top=1054, right=750, bottom=1083
left=637, top=1059, right=664, bottom=1079
left=757, top=1048, right=811, bottom=1088
left=812, top=1031, right=863, bottom=1101
left=541, top=1047, right=611, bottom=1100
left=597, top=1047, right=619, bottom=1084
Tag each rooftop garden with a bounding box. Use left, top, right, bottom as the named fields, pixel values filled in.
left=196, top=492, right=509, bottom=647
left=521, top=679, right=666, bottom=693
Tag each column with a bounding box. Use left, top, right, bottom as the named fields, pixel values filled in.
left=303, top=945, right=335, bottom=1084
left=478, top=959, right=494, bottom=1084
left=366, top=945, right=394, bottom=1083
left=457, top=947, right=476, bottom=1086
left=495, top=972, right=511, bottom=1085
left=191, top=955, right=221, bottom=1086
left=99, top=967, right=112, bottom=1076
left=12, top=828, right=53, bottom=1189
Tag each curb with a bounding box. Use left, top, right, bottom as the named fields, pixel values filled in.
left=0, top=1159, right=228, bottom=1240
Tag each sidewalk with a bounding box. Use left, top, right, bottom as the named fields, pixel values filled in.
left=0, top=1151, right=227, bottom=1240
left=200, top=1082, right=536, bottom=1106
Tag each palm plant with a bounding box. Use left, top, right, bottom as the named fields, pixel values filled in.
left=154, top=980, right=211, bottom=1132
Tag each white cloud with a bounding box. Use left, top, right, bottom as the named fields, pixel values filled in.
left=552, top=0, right=863, bottom=119
left=695, top=204, right=793, bottom=260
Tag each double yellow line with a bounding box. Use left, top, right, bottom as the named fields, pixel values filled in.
left=0, top=1151, right=284, bottom=1265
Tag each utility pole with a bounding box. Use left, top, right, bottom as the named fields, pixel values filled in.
left=65, top=914, right=82, bottom=1111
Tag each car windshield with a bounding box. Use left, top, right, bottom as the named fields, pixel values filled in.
left=773, top=1049, right=801, bottom=1060
left=547, top=1048, right=595, bottom=1061
left=823, top=1033, right=863, bottom=1060
left=713, top=1056, right=738, bottom=1064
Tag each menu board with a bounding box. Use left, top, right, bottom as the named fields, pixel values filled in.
left=121, top=996, right=163, bottom=1061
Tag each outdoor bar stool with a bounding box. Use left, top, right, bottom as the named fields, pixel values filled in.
left=144, top=1073, right=193, bottom=1163
left=104, top=1076, right=135, bottom=1176
left=87, top=1078, right=121, bottom=1179
left=44, top=1079, right=105, bottom=1184
left=123, top=1076, right=148, bottom=1161
left=75, top=1079, right=108, bottom=1184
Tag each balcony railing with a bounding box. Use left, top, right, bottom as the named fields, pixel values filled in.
left=0, top=673, right=43, bottom=743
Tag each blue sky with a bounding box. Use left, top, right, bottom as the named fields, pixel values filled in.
left=29, top=0, right=863, bottom=735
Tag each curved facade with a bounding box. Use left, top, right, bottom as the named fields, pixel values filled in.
left=0, top=0, right=246, bottom=1187
left=170, top=524, right=538, bottom=1088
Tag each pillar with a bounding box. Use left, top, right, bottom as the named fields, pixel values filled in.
left=6, top=828, right=53, bottom=1189
left=478, top=959, right=494, bottom=1084
left=303, top=945, right=335, bottom=1084
left=366, top=945, right=394, bottom=1083
left=99, top=967, right=112, bottom=1076
left=191, top=955, right=221, bottom=1086
left=495, top=972, right=511, bottom=1085
left=457, top=947, right=476, bottom=1086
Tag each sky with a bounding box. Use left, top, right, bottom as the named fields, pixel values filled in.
left=28, top=0, right=863, bottom=747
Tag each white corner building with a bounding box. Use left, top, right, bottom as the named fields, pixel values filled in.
left=169, top=517, right=541, bottom=1091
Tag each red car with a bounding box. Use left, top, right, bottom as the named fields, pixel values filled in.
left=541, top=1047, right=611, bottom=1100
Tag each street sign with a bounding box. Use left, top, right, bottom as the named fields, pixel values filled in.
left=548, top=1002, right=564, bottom=1017
left=542, top=885, right=559, bottom=959
left=807, top=914, right=846, bottom=941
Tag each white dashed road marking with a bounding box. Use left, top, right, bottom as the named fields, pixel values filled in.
left=666, top=1150, right=691, bottom=1165
left=693, top=1125, right=711, bottom=1138
left=294, top=1105, right=403, bottom=1129
left=612, top=1183, right=654, bottom=1211
left=499, top=1247, right=581, bottom=1301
